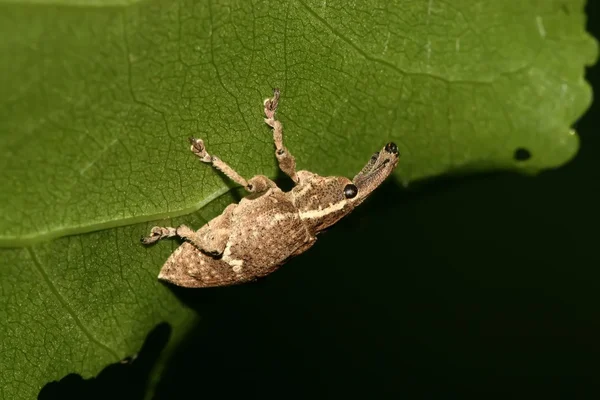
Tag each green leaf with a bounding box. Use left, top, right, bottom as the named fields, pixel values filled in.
left=0, top=191, right=238, bottom=399
left=0, top=0, right=596, bottom=398
left=1, top=0, right=597, bottom=245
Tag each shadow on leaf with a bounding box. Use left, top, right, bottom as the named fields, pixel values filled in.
left=155, top=167, right=600, bottom=399
left=152, top=180, right=448, bottom=398
left=38, top=322, right=171, bottom=400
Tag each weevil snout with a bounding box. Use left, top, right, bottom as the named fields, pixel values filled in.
left=350, top=142, right=400, bottom=204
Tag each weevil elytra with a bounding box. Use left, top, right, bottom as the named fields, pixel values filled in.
left=141, top=89, right=399, bottom=288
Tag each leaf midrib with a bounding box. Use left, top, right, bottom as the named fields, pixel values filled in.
left=0, top=186, right=231, bottom=248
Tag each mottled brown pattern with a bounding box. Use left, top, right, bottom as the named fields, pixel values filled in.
left=291, top=172, right=354, bottom=234
left=143, top=89, right=399, bottom=288
left=159, top=243, right=240, bottom=288
left=226, top=188, right=314, bottom=278
left=158, top=187, right=314, bottom=288
left=184, top=203, right=236, bottom=255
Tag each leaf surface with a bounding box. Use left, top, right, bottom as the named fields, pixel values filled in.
left=0, top=192, right=238, bottom=399
left=1, top=0, right=596, bottom=244
left=0, top=0, right=596, bottom=398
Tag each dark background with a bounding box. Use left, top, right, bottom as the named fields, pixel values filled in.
left=40, top=3, right=600, bottom=400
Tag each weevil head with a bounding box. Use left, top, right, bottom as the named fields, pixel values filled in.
left=291, top=142, right=399, bottom=234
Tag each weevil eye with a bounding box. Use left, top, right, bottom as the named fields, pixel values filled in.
left=385, top=142, right=398, bottom=155
left=344, top=184, right=358, bottom=199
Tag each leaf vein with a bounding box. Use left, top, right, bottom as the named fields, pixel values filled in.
left=298, top=0, right=498, bottom=85
left=25, top=247, right=120, bottom=361
left=207, top=0, right=253, bottom=136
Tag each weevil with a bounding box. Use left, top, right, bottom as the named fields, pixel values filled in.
left=141, top=89, right=399, bottom=288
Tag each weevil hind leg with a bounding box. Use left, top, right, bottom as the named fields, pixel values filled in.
left=186, top=203, right=236, bottom=255
left=140, top=226, right=178, bottom=245
left=141, top=224, right=201, bottom=246
left=264, top=89, right=299, bottom=184
left=141, top=204, right=236, bottom=256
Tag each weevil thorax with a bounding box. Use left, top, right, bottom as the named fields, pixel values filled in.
left=291, top=171, right=355, bottom=234
left=291, top=141, right=400, bottom=235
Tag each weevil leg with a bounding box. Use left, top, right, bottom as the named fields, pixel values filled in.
left=141, top=205, right=236, bottom=256
left=141, top=226, right=178, bottom=245
left=189, top=138, right=277, bottom=193
left=188, top=137, right=255, bottom=192
left=264, top=88, right=299, bottom=184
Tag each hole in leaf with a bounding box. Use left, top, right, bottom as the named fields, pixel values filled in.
left=514, top=148, right=531, bottom=161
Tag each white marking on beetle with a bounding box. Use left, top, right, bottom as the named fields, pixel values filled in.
left=222, top=241, right=244, bottom=270
left=294, top=182, right=313, bottom=198
left=268, top=212, right=296, bottom=227
left=299, top=200, right=347, bottom=219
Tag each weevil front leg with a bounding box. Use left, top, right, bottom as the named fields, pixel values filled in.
left=141, top=204, right=236, bottom=256
left=189, top=137, right=275, bottom=193
left=264, top=89, right=299, bottom=184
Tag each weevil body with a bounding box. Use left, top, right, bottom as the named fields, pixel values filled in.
left=142, top=89, right=399, bottom=287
